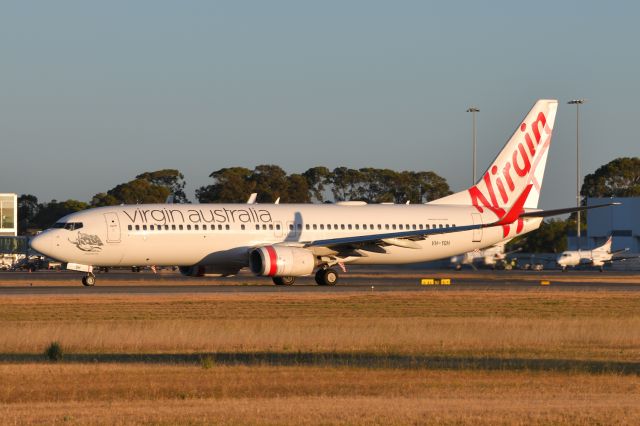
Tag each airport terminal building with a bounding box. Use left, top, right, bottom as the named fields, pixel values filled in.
left=0, top=193, right=17, bottom=237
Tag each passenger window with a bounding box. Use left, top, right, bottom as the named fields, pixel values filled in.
left=202, top=224, right=207, bottom=230
left=172, top=225, right=176, bottom=230
left=269, top=224, right=273, bottom=230
left=194, top=225, right=199, bottom=230
left=348, top=224, right=352, bottom=230
left=385, top=224, right=390, bottom=230
left=355, top=224, right=359, bottom=230
left=276, top=224, right=280, bottom=230
left=341, top=224, right=345, bottom=230
left=412, top=224, right=417, bottom=230
left=399, top=224, right=403, bottom=230
left=186, top=225, right=191, bottom=230
left=419, top=224, right=423, bottom=230
left=143, top=225, right=147, bottom=231
left=313, top=224, right=317, bottom=230
left=135, top=225, right=140, bottom=231
left=306, top=224, right=310, bottom=230
left=392, top=224, right=397, bottom=230
left=128, top=225, right=132, bottom=231
left=262, top=224, right=266, bottom=230
left=378, top=224, right=382, bottom=230
left=225, top=225, right=230, bottom=230
left=256, top=224, right=260, bottom=230
left=241, top=224, right=245, bottom=230
left=179, top=225, right=183, bottom=230
left=439, top=224, right=443, bottom=229
left=327, top=224, right=331, bottom=230
left=289, top=224, right=293, bottom=231
left=150, top=225, right=155, bottom=231
left=320, top=224, right=324, bottom=230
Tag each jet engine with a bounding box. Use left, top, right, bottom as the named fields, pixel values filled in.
left=249, top=246, right=316, bottom=277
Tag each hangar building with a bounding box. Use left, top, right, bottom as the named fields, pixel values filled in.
left=581, top=197, right=640, bottom=253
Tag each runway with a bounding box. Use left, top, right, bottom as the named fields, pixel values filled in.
left=1, top=267, right=639, bottom=295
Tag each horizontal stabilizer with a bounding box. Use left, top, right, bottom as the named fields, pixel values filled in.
left=519, top=202, right=621, bottom=218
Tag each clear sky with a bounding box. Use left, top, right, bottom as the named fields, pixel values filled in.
left=2, top=1, right=638, bottom=209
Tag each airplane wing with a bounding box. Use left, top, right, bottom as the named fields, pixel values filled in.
left=304, top=184, right=535, bottom=251
left=304, top=222, right=489, bottom=250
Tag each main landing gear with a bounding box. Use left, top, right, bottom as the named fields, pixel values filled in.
left=81, top=273, right=96, bottom=287
left=315, top=268, right=339, bottom=286
left=270, top=268, right=340, bottom=286
left=272, top=276, right=296, bottom=286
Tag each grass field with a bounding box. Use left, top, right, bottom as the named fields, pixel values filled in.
left=1, top=290, right=639, bottom=424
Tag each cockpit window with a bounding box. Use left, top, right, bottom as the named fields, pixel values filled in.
left=52, top=222, right=83, bottom=231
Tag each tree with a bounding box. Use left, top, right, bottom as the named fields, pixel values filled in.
left=136, top=169, right=188, bottom=203
left=108, top=179, right=171, bottom=204
left=302, top=166, right=331, bottom=202
left=284, top=174, right=311, bottom=203
left=90, top=192, right=119, bottom=207
left=510, top=219, right=569, bottom=253
left=32, top=199, right=89, bottom=230
left=329, top=167, right=363, bottom=201
left=17, top=194, right=39, bottom=235
left=196, top=167, right=255, bottom=203
left=91, top=179, right=171, bottom=207
left=250, top=165, right=289, bottom=203
left=581, top=157, right=640, bottom=198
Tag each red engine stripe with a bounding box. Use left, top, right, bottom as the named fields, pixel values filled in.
left=265, top=246, right=278, bottom=276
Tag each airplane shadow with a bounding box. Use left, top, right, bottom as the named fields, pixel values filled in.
left=1, top=352, right=639, bottom=375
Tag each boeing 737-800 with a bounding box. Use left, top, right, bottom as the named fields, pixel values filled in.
left=30, top=99, right=615, bottom=286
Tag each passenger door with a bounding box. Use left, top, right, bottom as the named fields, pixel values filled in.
left=104, top=212, right=121, bottom=243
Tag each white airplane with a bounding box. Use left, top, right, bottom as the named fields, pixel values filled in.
left=449, top=241, right=521, bottom=270
left=556, top=236, right=632, bottom=272
left=30, top=99, right=616, bottom=286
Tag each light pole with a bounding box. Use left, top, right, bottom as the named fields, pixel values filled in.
left=567, top=99, right=586, bottom=250
left=466, top=107, right=480, bottom=184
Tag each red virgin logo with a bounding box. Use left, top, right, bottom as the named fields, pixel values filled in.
left=468, top=111, right=550, bottom=236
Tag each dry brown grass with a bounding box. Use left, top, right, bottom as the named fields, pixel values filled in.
left=1, top=364, right=639, bottom=425
left=0, top=291, right=639, bottom=362
left=2, top=317, right=640, bottom=362
left=2, top=291, right=640, bottom=424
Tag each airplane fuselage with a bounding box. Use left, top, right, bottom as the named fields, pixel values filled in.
left=33, top=202, right=542, bottom=273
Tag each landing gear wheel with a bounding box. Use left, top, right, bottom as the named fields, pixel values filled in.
left=315, top=268, right=339, bottom=286
left=273, top=276, right=296, bottom=286
left=82, top=274, right=95, bottom=287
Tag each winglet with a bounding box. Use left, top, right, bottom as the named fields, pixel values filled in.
left=495, top=184, right=533, bottom=226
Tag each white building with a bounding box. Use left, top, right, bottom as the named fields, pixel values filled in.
left=0, top=193, right=17, bottom=237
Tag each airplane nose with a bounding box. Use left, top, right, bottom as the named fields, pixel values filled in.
left=30, top=233, right=52, bottom=256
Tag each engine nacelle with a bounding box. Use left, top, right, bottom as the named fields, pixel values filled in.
left=179, top=265, right=239, bottom=277
left=249, top=246, right=316, bottom=277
